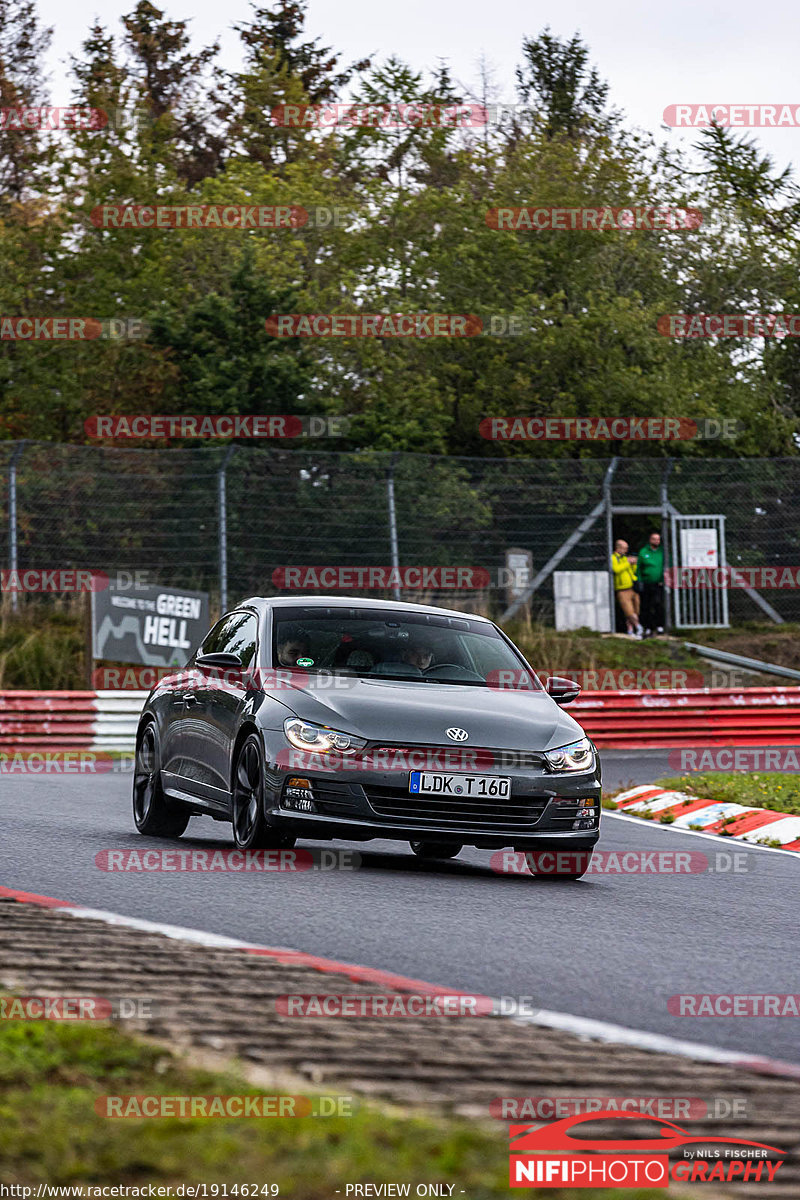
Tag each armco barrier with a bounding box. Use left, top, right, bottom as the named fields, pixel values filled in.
left=0, top=691, right=147, bottom=753
left=1, top=687, right=799, bottom=754
left=572, top=688, right=800, bottom=748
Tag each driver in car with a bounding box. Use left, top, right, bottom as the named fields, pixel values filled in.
left=401, top=639, right=434, bottom=671
left=277, top=629, right=310, bottom=667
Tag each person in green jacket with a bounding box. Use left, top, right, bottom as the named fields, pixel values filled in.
left=637, top=531, right=665, bottom=636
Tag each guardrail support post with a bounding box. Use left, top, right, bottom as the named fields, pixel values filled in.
left=8, top=441, right=26, bottom=614
left=218, top=445, right=236, bottom=614
left=387, top=453, right=401, bottom=601
left=661, top=459, right=673, bottom=632
left=604, top=457, right=619, bottom=630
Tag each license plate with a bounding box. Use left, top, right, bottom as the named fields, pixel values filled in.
left=409, top=772, right=511, bottom=798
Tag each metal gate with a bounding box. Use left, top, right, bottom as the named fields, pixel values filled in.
left=669, top=514, right=729, bottom=628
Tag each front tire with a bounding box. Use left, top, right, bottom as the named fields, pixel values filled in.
left=409, top=841, right=462, bottom=860
left=132, top=723, right=189, bottom=838
left=231, top=734, right=296, bottom=850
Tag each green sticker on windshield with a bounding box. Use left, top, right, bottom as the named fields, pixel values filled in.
left=296, top=657, right=314, bottom=667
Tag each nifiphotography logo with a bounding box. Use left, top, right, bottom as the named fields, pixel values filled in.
left=508, top=1110, right=785, bottom=1188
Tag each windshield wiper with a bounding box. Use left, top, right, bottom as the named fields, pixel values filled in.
left=367, top=672, right=435, bottom=682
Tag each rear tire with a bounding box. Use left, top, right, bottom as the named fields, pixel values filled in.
left=132, top=723, right=189, bottom=838
left=409, top=841, right=462, bottom=860
left=232, top=734, right=296, bottom=850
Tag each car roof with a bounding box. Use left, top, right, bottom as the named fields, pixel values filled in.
left=237, top=595, right=493, bottom=622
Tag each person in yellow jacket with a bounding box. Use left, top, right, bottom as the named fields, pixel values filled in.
left=612, top=539, right=643, bottom=638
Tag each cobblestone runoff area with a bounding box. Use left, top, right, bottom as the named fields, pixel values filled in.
left=1, top=897, right=798, bottom=1198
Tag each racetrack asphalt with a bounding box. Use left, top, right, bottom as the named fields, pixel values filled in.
left=1, top=749, right=796, bottom=1064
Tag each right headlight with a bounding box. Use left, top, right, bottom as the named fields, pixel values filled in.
left=283, top=718, right=366, bottom=755
left=544, top=737, right=595, bottom=773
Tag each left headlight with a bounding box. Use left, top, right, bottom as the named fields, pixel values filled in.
left=283, top=718, right=367, bottom=755
left=544, top=737, right=595, bottom=773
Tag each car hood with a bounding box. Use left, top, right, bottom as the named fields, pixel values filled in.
left=273, top=677, right=586, bottom=751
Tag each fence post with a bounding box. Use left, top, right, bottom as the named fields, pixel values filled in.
left=8, top=441, right=26, bottom=614
left=218, top=445, right=236, bottom=614
left=660, top=459, right=673, bottom=631
left=386, top=453, right=401, bottom=601
left=604, top=456, right=619, bottom=629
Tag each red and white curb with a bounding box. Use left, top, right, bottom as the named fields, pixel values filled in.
left=611, top=785, right=800, bottom=851
left=2, top=882, right=800, bottom=1082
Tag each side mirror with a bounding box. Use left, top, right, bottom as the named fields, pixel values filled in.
left=546, top=676, right=581, bottom=705
left=195, top=651, right=243, bottom=671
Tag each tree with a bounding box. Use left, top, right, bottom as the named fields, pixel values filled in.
left=516, top=29, right=611, bottom=140
left=121, top=1, right=224, bottom=186
left=216, top=0, right=369, bottom=172
left=146, top=249, right=313, bottom=419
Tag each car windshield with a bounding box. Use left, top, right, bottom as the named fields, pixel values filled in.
left=271, top=606, right=543, bottom=688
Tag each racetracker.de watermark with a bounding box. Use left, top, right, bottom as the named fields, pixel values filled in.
left=491, top=849, right=752, bottom=875
left=664, top=104, right=800, bottom=127
left=669, top=994, right=800, bottom=1017
left=95, top=848, right=360, bottom=872
left=264, top=314, right=524, bottom=337
left=0, top=752, right=125, bottom=775
left=95, top=1094, right=355, bottom=1118
left=92, top=204, right=354, bottom=230
left=84, top=415, right=350, bottom=439
left=271, top=565, right=493, bottom=589
left=479, top=416, right=742, bottom=440
left=0, top=569, right=108, bottom=592
left=665, top=566, right=800, bottom=588
left=0, top=995, right=155, bottom=1020
left=495, top=669, right=706, bottom=691
left=2, top=568, right=190, bottom=595
left=669, top=747, right=800, bottom=772
left=486, top=207, right=702, bottom=231
left=659, top=313, right=800, bottom=337
left=275, top=993, right=538, bottom=1017
left=0, top=317, right=148, bottom=340
left=0, top=106, right=106, bottom=129
left=491, top=1096, right=750, bottom=1120
left=271, top=102, right=487, bottom=127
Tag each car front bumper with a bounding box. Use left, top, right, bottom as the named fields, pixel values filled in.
left=264, top=749, right=602, bottom=849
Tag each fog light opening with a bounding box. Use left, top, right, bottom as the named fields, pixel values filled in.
left=282, top=777, right=317, bottom=813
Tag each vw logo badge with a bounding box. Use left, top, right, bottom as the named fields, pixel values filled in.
left=446, top=727, right=469, bottom=742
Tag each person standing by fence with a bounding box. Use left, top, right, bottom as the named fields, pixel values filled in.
left=612, top=539, right=643, bottom=638
left=637, top=531, right=665, bottom=637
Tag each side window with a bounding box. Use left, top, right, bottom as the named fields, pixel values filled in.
left=200, top=612, right=258, bottom=668
left=200, top=618, right=228, bottom=656
left=220, top=613, right=258, bottom=669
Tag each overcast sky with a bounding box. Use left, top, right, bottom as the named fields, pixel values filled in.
left=36, top=0, right=800, bottom=178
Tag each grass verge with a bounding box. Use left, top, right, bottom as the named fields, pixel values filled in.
left=0, top=1014, right=684, bottom=1198
left=0, top=602, right=85, bottom=689
left=655, top=773, right=800, bottom=818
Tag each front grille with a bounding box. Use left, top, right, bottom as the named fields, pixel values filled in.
left=308, top=779, right=361, bottom=816
left=363, top=784, right=549, bottom=832
left=549, top=802, right=583, bottom=821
